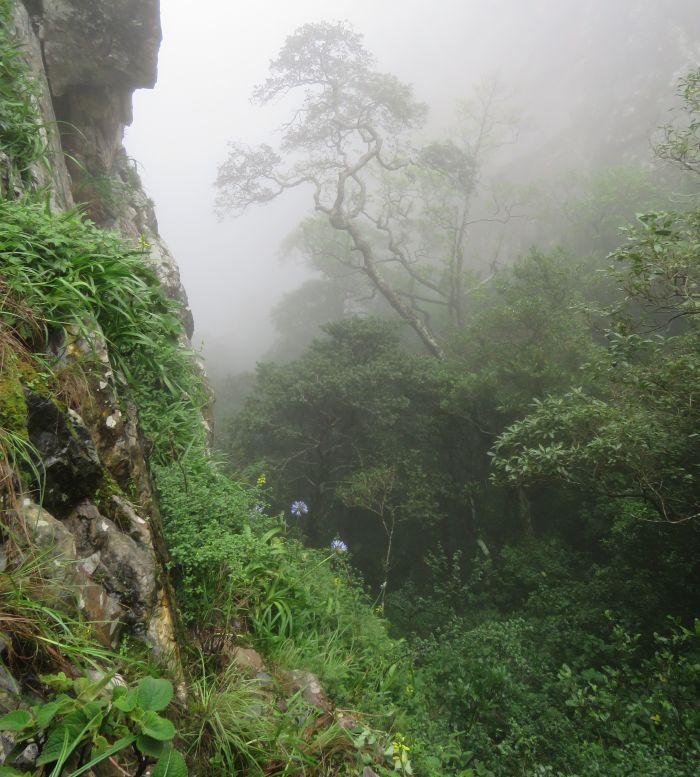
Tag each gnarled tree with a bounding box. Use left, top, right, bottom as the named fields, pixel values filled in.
left=217, top=22, right=516, bottom=359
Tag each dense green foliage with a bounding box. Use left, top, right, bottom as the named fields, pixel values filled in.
left=4, top=5, right=700, bottom=775
left=0, top=29, right=414, bottom=773
left=0, top=187, right=406, bottom=777
left=219, top=59, right=700, bottom=776
left=0, top=26, right=406, bottom=775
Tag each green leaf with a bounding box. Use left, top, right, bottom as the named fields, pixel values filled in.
left=140, top=711, right=176, bottom=741
left=0, top=710, right=33, bottom=732
left=111, top=685, right=128, bottom=703
left=136, top=733, right=165, bottom=758
left=38, top=673, right=73, bottom=693
left=151, top=748, right=187, bottom=777
left=34, top=701, right=62, bottom=729
left=36, top=708, right=89, bottom=766
left=76, top=673, right=113, bottom=703
left=112, top=688, right=137, bottom=712
left=136, top=677, right=173, bottom=712
left=36, top=726, right=73, bottom=767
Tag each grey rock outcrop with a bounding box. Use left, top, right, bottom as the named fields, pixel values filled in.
left=24, top=390, right=102, bottom=514
left=0, top=0, right=196, bottom=669
left=87, top=512, right=157, bottom=630
left=281, top=669, right=332, bottom=713
left=8, top=1, right=74, bottom=206
left=38, top=0, right=161, bottom=96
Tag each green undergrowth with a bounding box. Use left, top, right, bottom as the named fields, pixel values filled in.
left=0, top=197, right=208, bottom=461
left=182, top=659, right=356, bottom=776
left=154, top=452, right=421, bottom=775
left=0, top=546, right=189, bottom=777
left=0, top=0, right=47, bottom=185
left=0, top=13, right=419, bottom=771
left=155, top=454, right=401, bottom=704
left=0, top=188, right=415, bottom=776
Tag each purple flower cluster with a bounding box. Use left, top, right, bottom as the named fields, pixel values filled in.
left=330, top=539, right=348, bottom=554
left=290, top=500, right=309, bottom=518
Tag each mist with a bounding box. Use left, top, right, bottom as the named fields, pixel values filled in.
left=124, top=0, right=700, bottom=380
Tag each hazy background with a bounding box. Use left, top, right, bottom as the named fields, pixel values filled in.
left=125, top=0, right=700, bottom=379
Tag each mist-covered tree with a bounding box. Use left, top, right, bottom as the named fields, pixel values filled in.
left=217, top=23, right=522, bottom=358
left=491, top=69, right=700, bottom=526
left=216, top=22, right=443, bottom=355
left=656, top=67, right=700, bottom=175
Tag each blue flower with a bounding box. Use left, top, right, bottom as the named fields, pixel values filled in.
left=290, top=500, right=309, bottom=517
left=253, top=504, right=265, bottom=514
left=330, top=539, right=348, bottom=554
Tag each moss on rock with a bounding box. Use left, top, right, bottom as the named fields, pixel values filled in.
left=0, top=352, right=28, bottom=438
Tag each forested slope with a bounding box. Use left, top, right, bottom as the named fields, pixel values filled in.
left=216, top=23, right=700, bottom=777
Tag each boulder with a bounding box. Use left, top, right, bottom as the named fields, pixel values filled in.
left=77, top=582, right=123, bottom=648
left=110, top=495, right=151, bottom=547
left=21, top=500, right=76, bottom=565
left=280, top=670, right=331, bottom=712
left=16, top=501, right=125, bottom=645
left=227, top=646, right=264, bottom=675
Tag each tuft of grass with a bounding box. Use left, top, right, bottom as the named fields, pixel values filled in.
left=0, top=549, right=121, bottom=677
left=183, top=655, right=355, bottom=776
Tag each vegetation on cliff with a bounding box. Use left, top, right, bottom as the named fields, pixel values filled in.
left=2, top=5, right=700, bottom=777
left=0, top=5, right=419, bottom=776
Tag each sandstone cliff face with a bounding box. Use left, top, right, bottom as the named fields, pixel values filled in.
left=2, top=0, right=193, bottom=664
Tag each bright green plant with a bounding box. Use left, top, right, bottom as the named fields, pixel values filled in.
left=0, top=198, right=207, bottom=459
left=0, top=673, right=185, bottom=777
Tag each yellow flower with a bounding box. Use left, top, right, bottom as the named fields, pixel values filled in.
left=650, top=713, right=661, bottom=723
left=256, top=474, right=267, bottom=486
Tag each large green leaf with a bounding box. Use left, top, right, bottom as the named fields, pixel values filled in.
left=35, top=708, right=91, bottom=766
left=0, top=710, right=33, bottom=732
left=34, top=701, right=67, bottom=730
left=140, top=711, right=176, bottom=741
left=151, top=747, right=188, bottom=777
left=135, top=677, right=174, bottom=712
left=65, top=735, right=136, bottom=777
left=136, top=733, right=165, bottom=757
